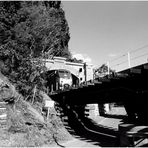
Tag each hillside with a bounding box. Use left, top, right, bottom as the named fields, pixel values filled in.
left=0, top=1, right=71, bottom=100
left=0, top=1, right=73, bottom=146
left=0, top=72, right=72, bottom=147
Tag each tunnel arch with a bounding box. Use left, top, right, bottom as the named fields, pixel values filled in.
left=49, top=67, right=79, bottom=78
left=71, top=73, right=79, bottom=86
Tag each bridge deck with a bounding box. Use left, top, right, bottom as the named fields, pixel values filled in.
left=49, top=63, right=148, bottom=105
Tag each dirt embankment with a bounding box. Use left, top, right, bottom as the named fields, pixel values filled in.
left=0, top=72, right=71, bottom=147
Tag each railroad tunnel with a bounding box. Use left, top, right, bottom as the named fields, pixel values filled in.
left=71, top=73, right=79, bottom=87
left=41, top=69, right=80, bottom=92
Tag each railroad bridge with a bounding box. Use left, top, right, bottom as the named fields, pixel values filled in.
left=49, top=63, right=148, bottom=105
left=49, top=60, right=148, bottom=124
left=47, top=61, right=148, bottom=146
left=46, top=61, right=148, bottom=146
left=45, top=48, right=148, bottom=146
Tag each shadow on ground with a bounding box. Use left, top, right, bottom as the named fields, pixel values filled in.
left=103, top=113, right=127, bottom=120
left=61, top=106, right=121, bottom=147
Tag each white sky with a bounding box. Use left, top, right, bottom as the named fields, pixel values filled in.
left=62, top=1, right=148, bottom=70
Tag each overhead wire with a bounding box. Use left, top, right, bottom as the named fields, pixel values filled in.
left=108, top=44, right=148, bottom=68
left=130, top=44, right=148, bottom=53
left=130, top=52, right=148, bottom=61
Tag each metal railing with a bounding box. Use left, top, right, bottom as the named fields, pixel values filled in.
left=106, top=44, right=148, bottom=73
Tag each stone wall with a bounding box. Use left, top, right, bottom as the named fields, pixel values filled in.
left=44, top=57, right=94, bottom=83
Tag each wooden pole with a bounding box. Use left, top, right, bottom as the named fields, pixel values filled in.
left=107, top=61, right=110, bottom=75
left=47, top=107, right=50, bottom=120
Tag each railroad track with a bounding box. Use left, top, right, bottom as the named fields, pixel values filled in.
left=55, top=103, right=120, bottom=147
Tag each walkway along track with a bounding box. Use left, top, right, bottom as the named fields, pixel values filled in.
left=55, top=102, right=120, bottom=147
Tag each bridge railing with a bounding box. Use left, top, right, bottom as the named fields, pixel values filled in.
left=106, top=44, right=148, bottom=73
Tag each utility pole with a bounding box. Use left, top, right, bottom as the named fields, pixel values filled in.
left=107, top=61, right=110, bottom=75
left=84, top=62, right=87, bottom=83
left=127, top=52, right=131, bottom=68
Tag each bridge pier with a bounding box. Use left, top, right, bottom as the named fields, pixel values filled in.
left=84, top=104, right=99, bottom=118
left=123, top=92, right=148, bottom=124
left=124, top=102, right=137, bottom=123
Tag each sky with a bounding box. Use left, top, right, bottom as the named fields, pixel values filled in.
left=62, top=1, right=148, bottom=70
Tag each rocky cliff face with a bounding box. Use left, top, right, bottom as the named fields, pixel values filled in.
left=0, top=72, right=17, bottom=102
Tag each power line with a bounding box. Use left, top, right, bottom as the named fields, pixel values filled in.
left=111, top=60, right=127, bottom=68
left=109, top=43, right=148, bottom=64
left=130, top=52, right=148, bottom=61
left=130, top=44, right=148, bottom=53
left=109, top=53, right=127, bottom=63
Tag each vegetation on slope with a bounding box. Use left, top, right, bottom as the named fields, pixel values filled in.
left=0, top=1, right=72, bottom=146
left=0, top=0, right=71, bottom=100
left=0, top=72, right=71, bottom=147
left=94, top=64, right=115, bottom=78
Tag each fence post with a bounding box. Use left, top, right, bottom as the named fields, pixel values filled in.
left=32, top=85, right=37, bottom=104
left=128, top=52, right=131, bottom=68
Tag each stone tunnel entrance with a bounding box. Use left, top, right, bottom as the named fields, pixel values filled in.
left=71, top=74, right=79, bottom=87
